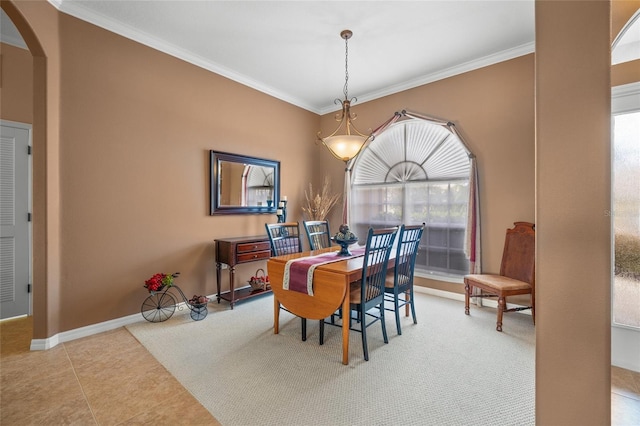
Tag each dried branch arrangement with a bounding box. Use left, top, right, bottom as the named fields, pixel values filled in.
left=301, top=175, right=342, bottom=221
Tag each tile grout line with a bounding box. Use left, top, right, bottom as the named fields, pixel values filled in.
left=62, top=342, right=100, bottom=425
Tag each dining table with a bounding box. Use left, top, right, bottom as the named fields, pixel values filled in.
left=267, top=246, right=373, bottom=365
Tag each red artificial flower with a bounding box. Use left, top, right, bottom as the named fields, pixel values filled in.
left=143, top=272, right=180, bottom=293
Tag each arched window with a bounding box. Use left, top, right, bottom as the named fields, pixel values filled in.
left=350, top=117, right=472, bottom=277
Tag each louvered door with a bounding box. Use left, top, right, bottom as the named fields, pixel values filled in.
left=0, top=122, right=30, bottom=319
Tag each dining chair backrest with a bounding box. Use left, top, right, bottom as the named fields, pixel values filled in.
left=393, top=224, right=425, bottom=292
left=265, top=222, right=303, bottom=256
left=303, top=220, right=332, bottom=250
left=360, top=227, right=398, bottom=307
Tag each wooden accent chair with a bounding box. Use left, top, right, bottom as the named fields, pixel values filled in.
left=464, top=222, right=535, bottom=332
left=303, top=220, right=332, bottom=250
left=384, top=224, right=425, bottom=335
left=265, top=222, right=307, bottom=341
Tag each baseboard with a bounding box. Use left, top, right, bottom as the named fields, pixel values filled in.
left=30, top=312, right=143, bottom=350
left=612, top=325, right=640, bottom=373
left=27, top=288, right=525, bottom=350
left=30, top=298, right=199, bottom=350
left=413, top=285, right=532, bottom=316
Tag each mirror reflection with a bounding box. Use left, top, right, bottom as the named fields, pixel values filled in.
left=219, top=161, right=274, bottom=207
left=210, top=151, right=280, bottom=215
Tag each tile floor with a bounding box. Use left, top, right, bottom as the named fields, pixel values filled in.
left=0, top=316, right=220, bottom=425
left=612, top=365, right=640, bottom=425
left=2, top=316, right=639, bottom=425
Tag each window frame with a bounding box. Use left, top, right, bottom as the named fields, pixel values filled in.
left=349, top=118, right=472, bottom=279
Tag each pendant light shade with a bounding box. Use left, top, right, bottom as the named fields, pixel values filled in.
left=323, top=134, right=367, bottom=162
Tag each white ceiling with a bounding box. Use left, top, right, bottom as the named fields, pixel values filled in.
left=6, top=1, right=539, bottom=113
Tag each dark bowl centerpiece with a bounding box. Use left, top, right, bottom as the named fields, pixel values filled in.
left=332, top=224, right=358, bottom=256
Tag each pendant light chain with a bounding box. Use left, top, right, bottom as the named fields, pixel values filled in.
left=343, top=34, right=349, bottom=101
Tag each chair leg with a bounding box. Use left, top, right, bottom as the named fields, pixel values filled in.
left=301, top=318, right=307, bottom=341
left=319, top=320, right=324, bottom=345
left=380, top=304, right=388, bottom=344
left=532, top=294, right=536, bottom=325
left=405, top=290, right=410, bottom=317
left=496, top=296, right=505, bottom=332
left=464, top=282, right=471, bottom=315
left=394, top=293, right=402, bottom=335
left=409, top=288, right=417, bottom=325
left=361, top=307, right=369, bottom=361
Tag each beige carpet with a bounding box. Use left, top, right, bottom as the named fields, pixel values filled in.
left=127, top=292, right=535, bottom=426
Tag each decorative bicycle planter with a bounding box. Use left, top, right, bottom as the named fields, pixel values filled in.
left=141, top=284, right=209, bottom=322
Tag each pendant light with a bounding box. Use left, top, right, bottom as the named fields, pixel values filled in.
left=317, top=30, right=371, bottom=163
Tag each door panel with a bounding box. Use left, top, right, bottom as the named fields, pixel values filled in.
left=0, top=122, right=30, bottom=319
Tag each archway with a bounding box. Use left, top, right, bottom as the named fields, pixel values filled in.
left=1, top=0, right=58, bottom=343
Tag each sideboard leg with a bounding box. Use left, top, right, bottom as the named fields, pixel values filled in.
left=229, top=266, right=236, bottom=309
left=216, top=262, right=222, bottom=303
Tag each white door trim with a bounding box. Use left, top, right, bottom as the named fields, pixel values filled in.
left=0, top=119, right=32, bottom=318
left=611, top=82, right=640, bottom=372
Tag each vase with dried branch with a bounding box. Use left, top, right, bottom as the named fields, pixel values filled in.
left=301, top=176, right=342, bottom=221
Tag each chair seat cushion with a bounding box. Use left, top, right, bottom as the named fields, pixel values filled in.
left=350, top=281, right=361, bottom=303
left=350, top=281, right=380, bottom=304
left=385, top=273, right=410, bottom=288
left=464, top=274, right=531, bottom=292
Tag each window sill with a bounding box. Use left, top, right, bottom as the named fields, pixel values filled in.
left=415, top=270, right=464, bottom=284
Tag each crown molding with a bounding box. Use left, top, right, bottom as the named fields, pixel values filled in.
left=50, top=0, right=318, bottom=112
left=320, top=42, right=535, bottom=115
left=51, top=0, right=535, bottom=116
left=612, top=81, right=640, bottom=115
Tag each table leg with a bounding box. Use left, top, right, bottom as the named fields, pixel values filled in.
left=273, top=296, right=280, bottom=334
left=342, top=283, right=350, bottom=365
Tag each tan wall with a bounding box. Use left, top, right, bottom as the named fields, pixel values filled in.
left=536, top=1, right=612, bottom=424
left=0, top=42, right=33, bottom=123
left=612, top=58, right=640, bottom=87
left=321, top=55, right=536, bottom=293
left=55, top=13, right=320, bottom=332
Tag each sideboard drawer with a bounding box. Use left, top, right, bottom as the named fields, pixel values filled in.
left=237, top=250, right=271, bottom=263
left=237, top=241, right=271, bottom=254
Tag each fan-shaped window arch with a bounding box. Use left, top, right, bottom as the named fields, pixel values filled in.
left=350, top=117, right=473, bottom=277
left=243, top=165, right=274, bottom=206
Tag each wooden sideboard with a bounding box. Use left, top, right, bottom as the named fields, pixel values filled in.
left=215, top=235, right=272, bottom=309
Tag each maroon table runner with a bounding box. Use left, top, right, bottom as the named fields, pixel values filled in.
left=283, top=247, right=366, bottom=295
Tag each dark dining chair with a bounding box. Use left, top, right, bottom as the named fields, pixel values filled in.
left=384, top=224, right=424, bottom=335
left=303, top=220, right=332, bottom=250
left=320, top=226, right=398, bottom=361
left=464, top=221, right=535, bottom=332
left=265, top=222, right=308, bottom=341
left=265, top=222, right=303, bottom=255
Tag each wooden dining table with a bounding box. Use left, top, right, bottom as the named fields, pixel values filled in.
left=267, top=247, right=367, bottom=365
